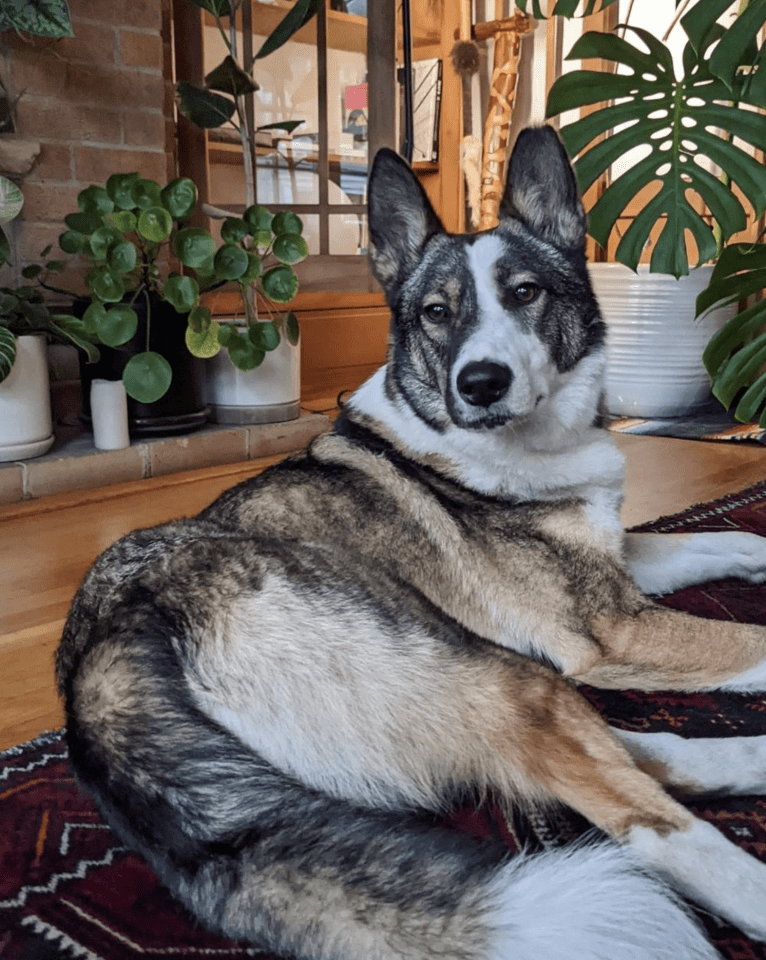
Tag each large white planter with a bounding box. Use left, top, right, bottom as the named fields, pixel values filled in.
left=206, top=332, right=301, bottom=425
left=589, top=263, right=736, bottom=418
left=0, top=334, right=54, bottom=462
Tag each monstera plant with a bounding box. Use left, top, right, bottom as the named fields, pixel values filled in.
left=532, top=0, right=766, bottom=278
left=520, top=0, right=766, bottom=424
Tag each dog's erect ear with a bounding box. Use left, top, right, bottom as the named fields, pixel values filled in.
left=499, top=126, right=586, bottom=250
left=368, top=148, right=445, bottom=295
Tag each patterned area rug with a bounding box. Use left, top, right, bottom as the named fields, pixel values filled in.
left=4, top=482, right=766, bottom=959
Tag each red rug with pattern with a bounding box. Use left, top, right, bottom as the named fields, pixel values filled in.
left=4, top=482, right=766, bottom=959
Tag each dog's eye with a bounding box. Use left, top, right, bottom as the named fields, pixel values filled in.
left=423, top=303, right=449, bottom=323
left=514, top=284, right=539, bottom=304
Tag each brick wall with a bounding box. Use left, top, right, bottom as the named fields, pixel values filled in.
left=0, top=0, right=176, bottom=292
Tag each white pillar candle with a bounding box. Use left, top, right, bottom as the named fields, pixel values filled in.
left=90, top=378, right=130, bottom=451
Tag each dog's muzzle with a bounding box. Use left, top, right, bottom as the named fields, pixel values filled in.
left=456, top=361, right=513, bottom=408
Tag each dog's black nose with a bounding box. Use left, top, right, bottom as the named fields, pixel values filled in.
left=456, top=361, right=512, bottom=407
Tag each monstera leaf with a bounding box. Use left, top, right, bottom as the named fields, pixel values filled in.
left=698, top=244, right=766, bottom=426
left=515, top=0, right=617, bottom=16
left=546, top=1, right=766, bottom=277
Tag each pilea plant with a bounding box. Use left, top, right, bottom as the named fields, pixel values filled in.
left=55, top=173, right=307, bottom=403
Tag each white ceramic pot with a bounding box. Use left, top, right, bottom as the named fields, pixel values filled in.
left=206, top=330, right=301, bottom=425
left=0, top=334, right=54, bottom=462
left=589, top=263, right=736, bottom=418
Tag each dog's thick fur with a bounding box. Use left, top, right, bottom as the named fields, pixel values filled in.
left=58, top=127, right=766, bottom=960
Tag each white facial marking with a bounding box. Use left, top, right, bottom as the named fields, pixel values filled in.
left=449, top=235, right=552, bottom=423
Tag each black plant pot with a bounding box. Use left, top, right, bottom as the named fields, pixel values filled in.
left=78, top=296, right=208, bottom=437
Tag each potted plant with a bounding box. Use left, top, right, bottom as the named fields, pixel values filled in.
left=517, top=0, right=766, bottom=418
left=175, top=0, right=316, bottom=423
left=0, top=176, right=97, bottom=461
left=54, top=172, right=307, bottom=434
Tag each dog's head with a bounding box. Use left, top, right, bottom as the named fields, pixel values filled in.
left=367, top=126, right=605, bottom=433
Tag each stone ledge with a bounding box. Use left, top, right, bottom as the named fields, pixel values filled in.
left=0, top=412, right=331, bottom=506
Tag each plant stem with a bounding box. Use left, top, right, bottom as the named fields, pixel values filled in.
left=228, top=10, right=255, bottom=209
left=662, top=0, right=695, bottom=43
left=712, top=0, right=750, bottom=258
left=143, top=286, right=151, bottom=353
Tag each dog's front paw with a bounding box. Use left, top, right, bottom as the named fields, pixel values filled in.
left=726, top=531, right=766, bottom=583
left=625, top=531, right=766, bottom=595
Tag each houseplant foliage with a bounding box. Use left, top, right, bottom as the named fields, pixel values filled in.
left=535, top=0, right=766, bottom=278
left=175, top=0, right=314, bottom=387
left=0, top=0, right=72, bottom=37
left=55, top=173, right=307, bottom=403
left=697, top=243, right=766, bottom=426
left=0, top=176, right=95, bottom=384
left=177, top=0, right=321, bottom=209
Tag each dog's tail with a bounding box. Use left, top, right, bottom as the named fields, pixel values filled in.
left=483, top=842, right=719, bottom=960
left=67, top=718, right=718, bottom=960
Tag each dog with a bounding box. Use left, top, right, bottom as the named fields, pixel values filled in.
left=57, top=126, right=766, bottom=960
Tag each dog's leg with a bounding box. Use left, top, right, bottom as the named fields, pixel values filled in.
left=481, top=666, right=766, bottom=942
left=573, top=606, right=766, bottom=692
left=624, top=531, right=766, bottom=595
left=613, top=728, right=766, bottom=797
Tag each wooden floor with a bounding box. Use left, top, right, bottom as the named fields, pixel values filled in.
left=1, top=427, right=765, bottom=752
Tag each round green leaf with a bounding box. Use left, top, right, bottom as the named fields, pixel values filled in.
left=57, top=229, right=84, bottom=253
left=107, top=241, right=138, bottom=275
left=244, top=204, right=273, bottom=233
left=272, top=210, right=303, bottom=236
left=87, top=266, right=127, bottom=303
left=97, top=304, right=138, bottom=347
left=214, top=243, right=249, bottom=280
left=82, top=301, right=106, bottom=337
left=78, top=185, right=114, bottom=216
left=188, top=304, right=212, bottom=333
left=21, top=264, right=42, bottom=280
left=285, top=311, right=300, bottom=346
left=185, top=318, right=221, bottom=358
left=122, top=350, right=173, bottom=403
left=272, top=233, right=309, bottom=265
left=240, top=252, right=262, bottom=283
left=138, top=207, right=173, bottom=243
left=0, top=176, right=23, bottom=225
left=173, top=227, right=216, bottom=268
left=108, top=210, right=138, bottom=233
left=163, top=274, right=199, bottom=312
left=130, top=178, right=163, bottom=211
left=106, top=173, right=140, bottom=210
left=89, top=226, right=124, bottom=261
left=227, top=334, right=265, bottom=371
left=65, top=210, right=104, bottom=236
left=249, top=320, right=280, bottom=352
left=221, top=217, right=249, bottom=244
left=260, top=264, right=298, bottom=303
left=216, top=322, right=236, bottom=347
left=161, top=178, right=198, bottom=220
